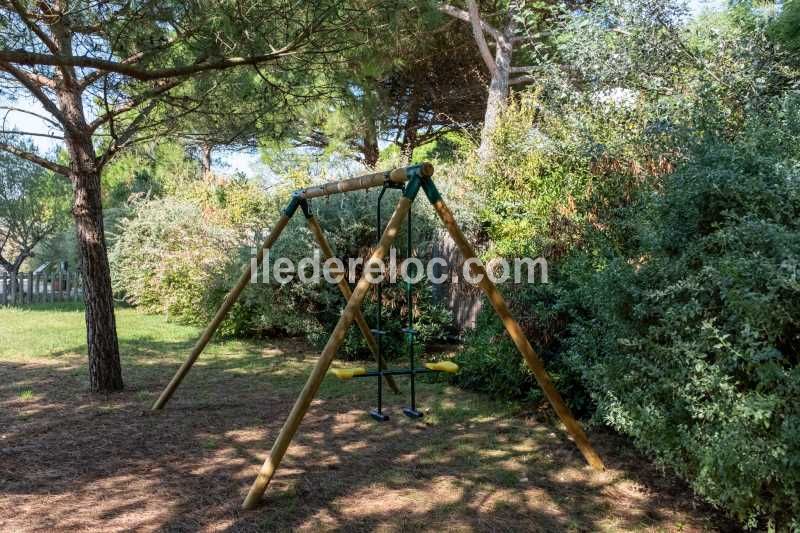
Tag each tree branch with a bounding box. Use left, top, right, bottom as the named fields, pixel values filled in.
left=0, top=141, right=69, bottom=175
left=78, top=36, right=183, bottom=90
left=0, top=105, right=62, bottom=128
left=88, top=78, right=184, bottom=131
left=0, top=130, right=63, bottom=139
left=0, top=44, right=302, bottom=81
left=438, top=3, right=501, bottom=41
left=0, top=61, right=68, bottom=128
left=510, top=66, right=540, bottom=74
left=509, top=75, right=536, bottom=85
left=9, top=0, right=60, bottom=54
left=96, top=100, right=158, bottom=168
left=465, top=0, right=497, bottom=76
left=78, top=50, right=145, bottom=90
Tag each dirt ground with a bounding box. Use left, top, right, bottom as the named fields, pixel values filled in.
left=0, top=336, right=735, bottom=532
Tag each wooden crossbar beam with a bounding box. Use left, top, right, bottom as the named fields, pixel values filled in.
left=293, top=163, right=433, bottom=199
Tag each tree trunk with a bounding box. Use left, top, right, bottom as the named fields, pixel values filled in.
left=362, top=119, right=379, bottom=169
left=7, top=265, right=19, bottom=304
left=477, top=30, right=514, bottom=163
left=59, top=88, right=124, bottom=393
left=201, top=143, right=213, bottom=182
left=71, top=165, right=124, bottom=392
left=400, top=99, right=421, bottom=164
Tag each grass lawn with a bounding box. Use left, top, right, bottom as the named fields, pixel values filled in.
left=0, top=303, right=730, bottom=532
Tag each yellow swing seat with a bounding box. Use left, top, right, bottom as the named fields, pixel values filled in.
left=329, top=367, right=367, bottom=380
left=424, top=361, right=459, bottom=374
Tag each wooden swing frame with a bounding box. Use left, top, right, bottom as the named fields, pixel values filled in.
left=151, top=162, right=604, bottom=510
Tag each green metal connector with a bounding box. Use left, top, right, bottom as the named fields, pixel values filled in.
left=405, top=162, right=433, bottom=180
left=403, top=175, right=422, bottom=201
left=420, top=176, right=442, bottom=205
left=283, top=194, right=308, bottom=218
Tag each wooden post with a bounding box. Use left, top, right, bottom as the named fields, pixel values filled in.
left=242, top=196, right=413, bottom=510
left=152, top=214, right=293, bottom=410
left=27, top=272, right=33, bottom=305
left=428, top=196, right=605, bottom=471
left=306, top=215, right=400, bottom=395
left=65, top=271, right=71, bottom=302
left=1, top=273, right=6, bottom=306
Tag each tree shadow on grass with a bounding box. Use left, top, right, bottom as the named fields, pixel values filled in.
left=0, top=340, right=736, bottom=532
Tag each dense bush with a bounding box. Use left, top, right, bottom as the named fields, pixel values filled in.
left=111, top=175, right=453, bottom=359
left=109, top=197, right=239, bottom=322
left=110, top=177, right=273, bottom=322
left=454, top=95, right=800, bottom=528
left=567, top=99, right=800, bottom=528
left=449, top=80, right=671, bottom=413
left=445, top=4, right=800, bottom=525
left=453, top=279, right=594, bottom=416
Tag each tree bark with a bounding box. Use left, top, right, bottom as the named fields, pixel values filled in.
left=7, top=265, right=19, bottom=304
left=400, top=98, right=421, bottom=164
left=201, top=143, right=213, bottom=181
left=362, top=119, right=380, bottom=169
left=71, top=164, right=124, bottom=391
left=58, top=79, right=124, bottom=392
left=477, top=25, right=514, bottom=162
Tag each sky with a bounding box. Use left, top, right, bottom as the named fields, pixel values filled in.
left=1, top=0, right=729, bottom=180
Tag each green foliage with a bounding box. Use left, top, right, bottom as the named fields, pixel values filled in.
left=0, top=145, right=71, bottom=271
left=102, top=141, right=200, bottom=207
left=109, top=175, right=272, bottom=320
left=454, top=310, right=541, bottom=403
left=463, top=86, right=673, bottom=260
left=769, top=0, right=800, bottom=53
left=411, top=132, right=474, bottom=165
left=109, top=197, right=239, bottom=322
left=446, top=4, right=800, bottom=526
left=566, top=96, right=800, bottom=528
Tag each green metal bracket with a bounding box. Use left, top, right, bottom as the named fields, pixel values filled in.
left=420, top=177, right=442, bottom=205
left=283, top=194, right=310, bottom=218
left=403, top=175, right=422, bottom=201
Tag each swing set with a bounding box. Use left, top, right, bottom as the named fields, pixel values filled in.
left=151, top=162, right=604, bottom=510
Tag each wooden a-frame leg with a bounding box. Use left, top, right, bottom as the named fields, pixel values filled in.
left=241, top=197, right=413, bottom=509
left=152, top=214, right=293, bottom=410
left=306, top=215, right=400, bottom=395
left=429, top=196, right=605, bottom=471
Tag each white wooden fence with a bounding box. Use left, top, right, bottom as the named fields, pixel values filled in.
left=0, top=270, right=83, bottom=306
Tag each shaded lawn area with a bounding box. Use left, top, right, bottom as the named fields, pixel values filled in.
left=0, top=303, right=733, bottom=532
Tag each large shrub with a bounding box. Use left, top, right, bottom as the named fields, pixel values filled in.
left=110, top=177, right=272, bottom=323
left=112, top=173, right=454, bottom=358
left=568, top=97, right=800, bottom=528
left=449, top=82, right=671, bottom=412
left=109, top=197, right=239, bottom=322
left=453, top=277, right=595, bottom=415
